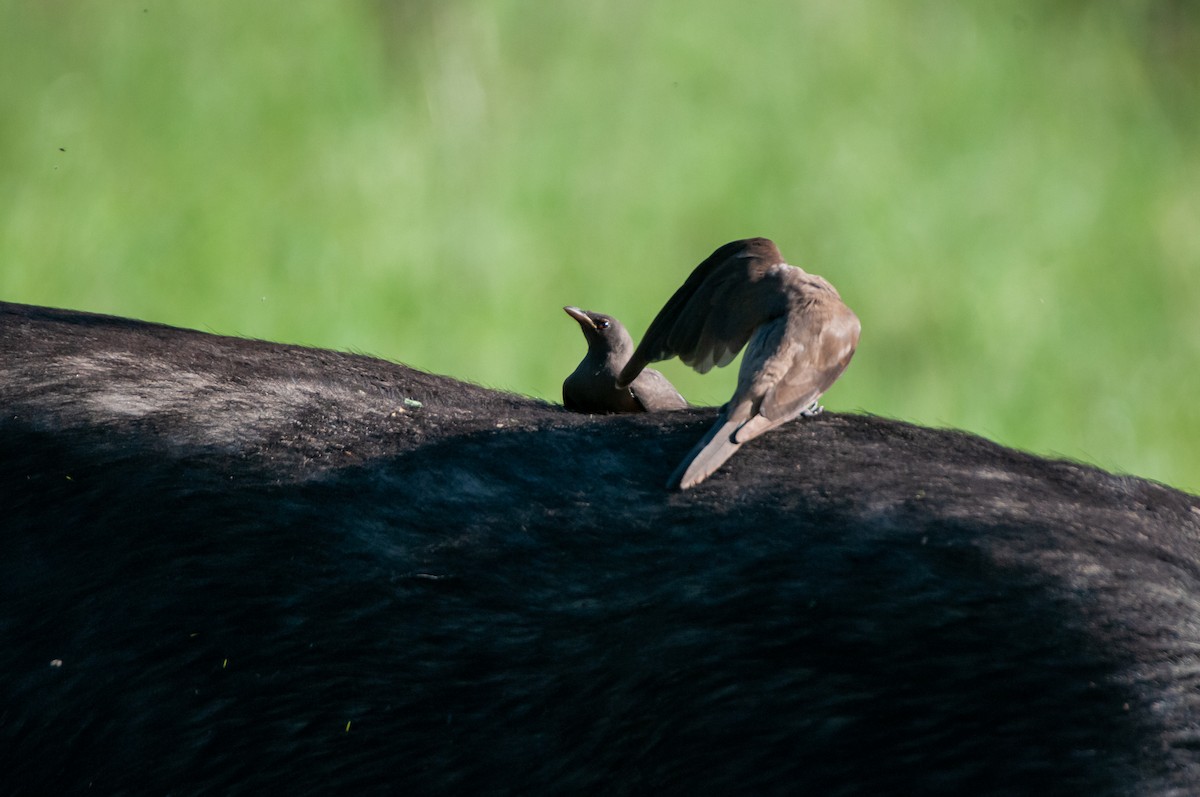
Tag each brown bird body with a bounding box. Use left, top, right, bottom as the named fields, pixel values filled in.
left=618, top=238, right=860, bottom=489
left=562, top=306, right=688, bottom=414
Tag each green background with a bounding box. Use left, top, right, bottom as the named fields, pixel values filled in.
left=3, top=2, right=1198, bottom=494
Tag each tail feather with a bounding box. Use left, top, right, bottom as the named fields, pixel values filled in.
left=668, top=418, right=742, bottom=490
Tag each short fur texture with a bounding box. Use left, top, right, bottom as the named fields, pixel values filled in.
left=2, top=301, right=1199, bottom=795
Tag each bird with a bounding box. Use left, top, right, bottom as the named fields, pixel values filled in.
left=617, top=237, right=860, bottom=489
left=562, top=306, right=688, bottom=414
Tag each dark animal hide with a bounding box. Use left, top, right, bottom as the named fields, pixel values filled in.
left=2, top=301, right=1199, bottom=795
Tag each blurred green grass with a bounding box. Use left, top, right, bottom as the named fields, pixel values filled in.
left=2, top=1, right=1198, bottom=493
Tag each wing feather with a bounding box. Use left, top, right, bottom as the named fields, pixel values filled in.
left=619, top=238, right=790, bottom=386
left=759, top=300, right=860, bottom=421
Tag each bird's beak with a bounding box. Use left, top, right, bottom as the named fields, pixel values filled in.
left=563, top=306, right=595, bottom=329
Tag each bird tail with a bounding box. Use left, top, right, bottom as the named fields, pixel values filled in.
left=668, top=417, right=742, bottom=490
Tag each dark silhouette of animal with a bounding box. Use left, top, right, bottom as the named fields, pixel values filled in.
left=2, top=300, right=1198, bottom=796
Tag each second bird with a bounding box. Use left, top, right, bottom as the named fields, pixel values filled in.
left=618, top=238, right=861, bottom=489
left=562, top=306, right=688, bottom=414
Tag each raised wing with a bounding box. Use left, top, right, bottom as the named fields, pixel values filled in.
left=618, top=238, right=790, bottom=387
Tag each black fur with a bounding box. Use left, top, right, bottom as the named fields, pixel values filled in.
left=3, top=301, right=1199, bottom=795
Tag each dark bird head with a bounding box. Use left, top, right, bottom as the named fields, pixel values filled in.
left=563, top=306, right=634, bottom=359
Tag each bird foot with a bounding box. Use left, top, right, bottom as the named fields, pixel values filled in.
left=800, top=401, right=824, bottom=418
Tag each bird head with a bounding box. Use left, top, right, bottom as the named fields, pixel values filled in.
left=563, top=306, right=633, bottom=357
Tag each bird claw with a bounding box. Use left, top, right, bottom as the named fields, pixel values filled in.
left=800, top=401, right=824, bottom=418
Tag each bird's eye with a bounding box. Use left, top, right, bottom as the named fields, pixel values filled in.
left=596, top=319, right=611, bottom=329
